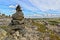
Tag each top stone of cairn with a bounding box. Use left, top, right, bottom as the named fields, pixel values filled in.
left=16, top=5, right=22, bottom=11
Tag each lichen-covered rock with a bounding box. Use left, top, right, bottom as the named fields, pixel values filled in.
left=0, top=28, right=7, bottom=40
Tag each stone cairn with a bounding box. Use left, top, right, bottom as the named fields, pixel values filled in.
left=11, top=5, right=24, bottom=25
left=7, top=5, right=40, bottom=40
left=9, top=5, right=25, bottom=35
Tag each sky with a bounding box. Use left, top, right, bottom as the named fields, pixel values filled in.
left=0, top=0, right=60, bottom=18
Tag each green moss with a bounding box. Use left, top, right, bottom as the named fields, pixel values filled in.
left=48, top=21, right=60, bottom=25
left=32, top=21, right=46, bottom=33
left=32, top=21, right=60, bottom=40
left=50, top=33, right=60, bottom=40
left=0, top=26, right=8, bottom=30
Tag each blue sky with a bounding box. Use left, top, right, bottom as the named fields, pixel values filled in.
left=0, top=0, right=60, bottom=18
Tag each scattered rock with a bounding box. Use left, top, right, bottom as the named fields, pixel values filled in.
left=0, top=28, right=7, bottom=40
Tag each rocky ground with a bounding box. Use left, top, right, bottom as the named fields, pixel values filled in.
left=0, top=18, right=60, bottom=40
left=0, top=18, right=11, bottom=26
left=0, top=18, right=40, bottom=40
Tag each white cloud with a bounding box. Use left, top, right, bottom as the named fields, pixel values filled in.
left=9, top=5, right=17, bottom=8
left=43, top=13, right=60, bottom=18
left=8, top=0, right=60, bottom=18
left=34, top=14, right=42, bottom=17
left=16, top=1, right=39, bottom=12
left=9, top=0, right=60, bottom=12
left=25, top=14, right=43, bottom=18
left=29, top=0, right=60, bottom=11
left=11, top=10, right=16, bottom=13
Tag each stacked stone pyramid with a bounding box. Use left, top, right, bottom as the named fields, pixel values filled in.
left=11, top=5, right=24, bottom=25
